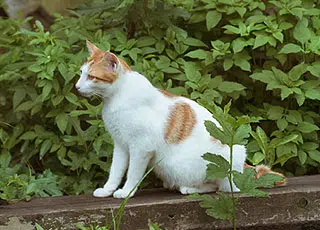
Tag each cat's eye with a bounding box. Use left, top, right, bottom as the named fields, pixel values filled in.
left=80, top=70, right=83, bottom=75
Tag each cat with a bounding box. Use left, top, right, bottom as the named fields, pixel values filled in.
left=75, top=41, right=286, bottom=198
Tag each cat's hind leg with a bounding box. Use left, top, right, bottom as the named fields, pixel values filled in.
left=179, top=183, right=217, bottom=195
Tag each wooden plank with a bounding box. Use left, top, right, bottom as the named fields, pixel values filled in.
left=1, top=175, right=320, bottom=229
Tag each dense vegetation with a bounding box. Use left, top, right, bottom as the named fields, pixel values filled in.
left=0, top=0, right=319, bottom=202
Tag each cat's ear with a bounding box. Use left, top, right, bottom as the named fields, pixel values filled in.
left=86, top=40, right=100, bottom=56
left=103, top=52, right=120, bottom=72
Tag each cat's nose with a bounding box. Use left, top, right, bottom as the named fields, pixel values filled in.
left=75, top=85, right=80, bottom=90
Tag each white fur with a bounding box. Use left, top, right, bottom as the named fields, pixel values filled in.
left=76, top=54, right=246, bottom=198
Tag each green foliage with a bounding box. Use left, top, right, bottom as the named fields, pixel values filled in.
left=1, top=0, right=320, bottom=201
left=189, top=103, right=284, bottom=229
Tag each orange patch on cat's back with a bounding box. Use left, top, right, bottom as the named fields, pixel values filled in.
left=160, top=89, right=178, bottom=98
left=164, top=102, right=197, bottom=144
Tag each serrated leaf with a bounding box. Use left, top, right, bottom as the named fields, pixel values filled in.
left=204, top=120, right=229, bottom=144
left=205, top=193, right=234, bottom=220
left=203, top=153, right=230, bottom=180
left=206, top=11, right=222, bottom=30
left=279, top=43, right=302, bottom=54
left=233, top=124, right=251, bottom=145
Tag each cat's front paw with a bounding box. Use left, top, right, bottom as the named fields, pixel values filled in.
left=93, top=188, right=114, bottom=197
left=113, top=188, right=135, bottom=199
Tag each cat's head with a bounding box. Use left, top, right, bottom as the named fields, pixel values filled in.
left=75, top=41, right=131, bottom=97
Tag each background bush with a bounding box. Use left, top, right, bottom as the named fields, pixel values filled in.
left=0, top=0, right=319, bottom=201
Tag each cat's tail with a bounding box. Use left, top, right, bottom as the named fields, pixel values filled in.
left=244, top=163, right=287, bottom=186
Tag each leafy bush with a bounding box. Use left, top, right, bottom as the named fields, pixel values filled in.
left=0, top=0, right=319, bottom=201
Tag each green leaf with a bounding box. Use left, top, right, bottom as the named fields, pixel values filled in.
left=136, top=36, right=156, bottom=47
left=293, top=17, right=311, bottom=44
left=232, top=38, right=248, bottom=53
left=40, top=139, right=52, bottom=159
left=277, top=118, right=288, bottom=131
left=204, top=120, right=229, bottom=145
left=307, top=62, right=320, bottom=77
left=223, top=58, right=233, bottom=71
left=42, top=83, right=52, bottom=101
left=205, top=193, right=234, bottom=220
left=309, top=150, right=320, bottom=163
left=267, top=106, right=284, bottom=120
left=13, top=88, right=27, bottom=110
left=298, top=150, right=307, bottom=164
left=279, top=43, right=303, bottom=54
left=271, top=134, right=299, bottom=148
left=297, top=121, right=319, bottom=133
left=302, top=142, right=319, bottom=151
left=252, top=152, right=265, bottom=165
left=185, top=49, right=208, bottom=59
left=206, top=11, right=222, bottom=30
left=15, top=101, right=33, bottom=112
left=183, top=38, right=207, bottom=47
left=305, top=88, right=320, bottom=100
left=203, top=153, right=230, bottom=180
left=234, top=58, right=251, bottom=71
left=288, top=63, right=308, bottom=81
left=35, top=223, right=45, bottom=230
left=184, top=62, right=201, bottom=82
left=286, top=110, right=302, bottom=124
left=253, top=35, right=269, bottom=49
left=234, top=168, right=283, bottom=197
left=0, top=151, right=11, bottom=168
left=250, top=70, right=274, bottom=83
left=19, top=131, right=37, bottom=140
left=55, top=113, right=68, bottom=133
left=218, top=81, right=245, bottom=93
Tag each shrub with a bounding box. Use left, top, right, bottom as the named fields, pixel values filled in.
left=0, top=0, right=319, bottom=201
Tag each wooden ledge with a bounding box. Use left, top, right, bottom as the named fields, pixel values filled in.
left=1, top=175, right=320, bottom=230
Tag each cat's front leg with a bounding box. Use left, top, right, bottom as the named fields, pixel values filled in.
left=113, top=150, right=153, bottom=198
left=93, top=143, right=128, bottom=197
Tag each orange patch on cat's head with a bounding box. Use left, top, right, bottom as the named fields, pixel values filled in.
left=84, top=41, right=131, bottom=83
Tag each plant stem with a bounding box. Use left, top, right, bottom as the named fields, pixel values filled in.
left=228, top=138, right=237, bottom=230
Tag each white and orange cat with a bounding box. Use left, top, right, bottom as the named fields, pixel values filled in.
left=75, top=41, right=286, bottom=199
